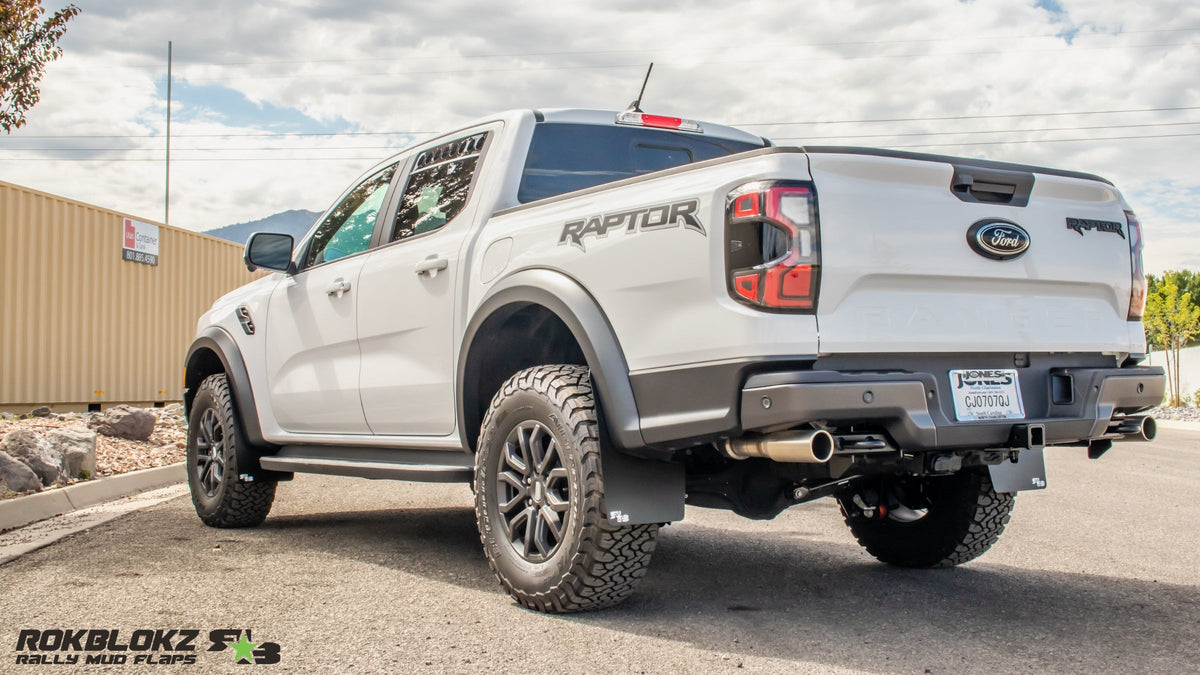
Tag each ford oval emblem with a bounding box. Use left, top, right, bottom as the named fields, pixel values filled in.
left=967, top=219, right=1030, bottom=261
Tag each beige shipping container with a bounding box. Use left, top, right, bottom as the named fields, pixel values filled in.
left=0, top=180, right=261, bottom=412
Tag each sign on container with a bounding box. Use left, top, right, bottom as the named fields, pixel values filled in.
left=122, top=218, right=159, bottom=266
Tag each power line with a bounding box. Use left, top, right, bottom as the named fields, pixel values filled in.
left=770, top=120, right=1200, bottom=142
left=0, top=145, right=406, bottom=152
left=2, top=130, right=434, bottom=140
left=6, top=120, right=1198, bottom=152
left=734, top=106, right=1200, bottom=127
left=164, top=42, right=1200, bottom=85
left=43, top=40, right=1200, bottom=86
left=7, top=106, right=1198, bottom=143
left=882, top=131, right=1200, bottom=148
left=2, top=131, right=1195, bottom=162
left=0, top=157, right=384, bottom=162
left=51, top=26, right=1200, bottom=71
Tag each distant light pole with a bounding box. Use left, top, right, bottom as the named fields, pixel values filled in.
left=165, top=40, right=172, bottom=226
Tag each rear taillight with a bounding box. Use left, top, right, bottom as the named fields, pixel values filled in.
left=614, top=110, right=704, bottom=133
left=725, top=181, right=821, bottom=311
left=1126, top=210, right=1146, bottom=320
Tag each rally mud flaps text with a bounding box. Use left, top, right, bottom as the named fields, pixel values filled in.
left=14, top=628, right=280, bottom=666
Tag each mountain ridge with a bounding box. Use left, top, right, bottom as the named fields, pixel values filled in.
left=205, top=209, right=321, bottom=245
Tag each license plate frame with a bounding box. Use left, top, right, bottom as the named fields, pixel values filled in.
left=949, top=369, right=1025, bottom=421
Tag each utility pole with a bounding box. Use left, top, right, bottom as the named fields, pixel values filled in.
left=165, top=40, right=172, bottom=226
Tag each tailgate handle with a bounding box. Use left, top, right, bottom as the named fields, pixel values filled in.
left=954, top=176, right=1015, bottom=196
left=950, top=166, right=1034, bottom=207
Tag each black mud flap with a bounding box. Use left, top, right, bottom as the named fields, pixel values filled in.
left=599, top=443, right=684, bottom=525
left=988, top=449, right=1048, bottom=493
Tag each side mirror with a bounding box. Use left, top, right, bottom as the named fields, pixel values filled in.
left=244, top=232, right=295, bottom=273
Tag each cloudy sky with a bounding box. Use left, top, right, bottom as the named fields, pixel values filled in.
left=1, top=0, right=1197, bottom=272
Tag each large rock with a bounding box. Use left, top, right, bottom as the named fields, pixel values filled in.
left=1, top=430, right=65, bottom=487
left=87, top=405, right=156, bottom=441
left=46, top=427, right=98, bottom=479
left=31, top=406, right=52, bottom=418
left=0, top=450, right=42, bottom=495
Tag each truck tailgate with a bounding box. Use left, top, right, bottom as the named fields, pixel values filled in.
left=807, top=150, right=1139, bottom=355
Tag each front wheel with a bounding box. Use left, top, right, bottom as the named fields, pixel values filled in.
left=838, top=468, right=1014, bottom=568
left=187, top=374, right=276, bottom=528
left=474, top=365, right=658, bottom=613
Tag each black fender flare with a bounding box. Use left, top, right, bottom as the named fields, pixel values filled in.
left=457, top=269, right=683, bottom=525
left=457, top=269, right=645, bottom=452
left=184, top=327, right=284, bottom=480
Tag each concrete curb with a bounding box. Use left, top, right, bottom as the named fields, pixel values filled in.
left=0, top=463, right=185, bottom=532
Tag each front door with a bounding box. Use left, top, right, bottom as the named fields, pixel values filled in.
left=265, top=163, right=397, bottom=434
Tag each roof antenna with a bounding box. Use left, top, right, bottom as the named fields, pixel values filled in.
left=626, top=63, right=654, bottom=113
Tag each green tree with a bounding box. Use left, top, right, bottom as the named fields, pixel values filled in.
left=1175, top=269, right=1200, bottom=316
left=1148, top=270, right=1200, bottom=348
left=1, top=0, right=80, bottom=133
left=1144, top=274, right=1200, bottom=407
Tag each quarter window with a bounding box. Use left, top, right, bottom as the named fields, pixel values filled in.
left=305, top=163, right=397, bottom=267
left=392, top=132, right=488, bottom=241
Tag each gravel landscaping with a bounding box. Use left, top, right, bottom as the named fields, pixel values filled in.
left=0, top=405, right=186, bottom=499
left=1146, top=406, right=1200, bottom=423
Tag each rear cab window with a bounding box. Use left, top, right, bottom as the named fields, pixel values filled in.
left=517, top=123, right=764, bottom=204
left=392, top=132, right=489, bottom=241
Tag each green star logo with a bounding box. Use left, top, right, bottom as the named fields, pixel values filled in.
left=230, top=634, right=258, bottom=663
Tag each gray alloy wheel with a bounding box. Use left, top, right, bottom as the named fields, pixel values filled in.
left=186, top=374, right=276, bottom=528
left=474, top=364, right=658, bottom=613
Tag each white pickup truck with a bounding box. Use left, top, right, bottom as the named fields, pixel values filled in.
left=184, top=108, right=1165, bottom=612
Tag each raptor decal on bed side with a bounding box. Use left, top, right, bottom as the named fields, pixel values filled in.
left=558, top=199, right=704, bottom=251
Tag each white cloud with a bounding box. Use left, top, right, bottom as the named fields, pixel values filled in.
left=0, top=0, right=1195, bottom=272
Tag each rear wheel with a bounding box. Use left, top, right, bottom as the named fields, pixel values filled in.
left=838, top=469, right=1014, bottom=568
left=187, top=374, right=276, bottom=528
left=474, top=365, right=658, bottom=613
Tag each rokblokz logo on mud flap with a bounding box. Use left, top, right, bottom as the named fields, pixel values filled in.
left=13, top=628, right=280, bottom=666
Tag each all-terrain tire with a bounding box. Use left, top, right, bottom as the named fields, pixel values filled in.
left=475, top=364, right=658, bottom=613
left=187, top=374, right=276, bottom=528
left=839, top=468, right=1014, bottom=568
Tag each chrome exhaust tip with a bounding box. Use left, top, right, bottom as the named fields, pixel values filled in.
left=1138, top=416, right=1157, bottom=441
left=725, top=429, right=835, bottom=464
left=1112, top=415, right=1157, bottom=442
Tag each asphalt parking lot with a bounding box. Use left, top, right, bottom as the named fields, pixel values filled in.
left=3, top=428, right=1198, bottom=673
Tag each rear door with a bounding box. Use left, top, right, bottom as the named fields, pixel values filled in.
left=807, top=151, right=1137, bottom=354
left=356, top=128, right=494, bottom=436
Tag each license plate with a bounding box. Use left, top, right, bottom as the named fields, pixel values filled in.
left=949, top=369, right=1025, bottom=421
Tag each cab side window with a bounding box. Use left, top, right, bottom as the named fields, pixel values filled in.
left=392, top=132, right=488, bottom=241
left=305, top=163, right=397, bottom=267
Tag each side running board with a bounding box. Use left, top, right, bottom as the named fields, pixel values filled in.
left=258, top=446, right=473, bottom=483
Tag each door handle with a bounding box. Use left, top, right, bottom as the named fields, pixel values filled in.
left=415, top=256, right=449, bottom=277
left=325, top=278, right=352, bottom=297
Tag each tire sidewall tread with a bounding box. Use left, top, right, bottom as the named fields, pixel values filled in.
left=475, top=364, right=658, bottom=613
left=186, top=374, right=276, bottom=528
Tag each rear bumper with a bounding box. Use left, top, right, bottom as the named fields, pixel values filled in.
left=741, top=365, right=1165, bottom=451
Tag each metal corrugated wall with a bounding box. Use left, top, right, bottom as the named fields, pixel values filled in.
left=0, top=180, right=260, bottom=410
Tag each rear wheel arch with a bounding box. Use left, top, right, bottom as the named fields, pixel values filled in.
left=457, top=270, right=645, bottom=453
